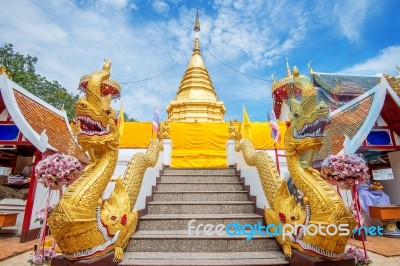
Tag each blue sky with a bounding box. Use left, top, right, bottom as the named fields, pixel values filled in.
left=1, top=0, right=400, bottom=122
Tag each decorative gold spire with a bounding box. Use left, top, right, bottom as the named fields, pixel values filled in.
left=193, top=9, right=201, bottom=54
left=286, top=57, right=291, bottom=77
left=194, top=9, right=200, bottom=32
left=308, top=61, right=315, bottom=76
left=0, top=65, right=11, bottom=79
left=166, top=10, right=226, bottom=122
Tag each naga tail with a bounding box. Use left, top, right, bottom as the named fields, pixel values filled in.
left=123, top=139, right=164, bottom=209
left=235, top=139, right=282, bottom=205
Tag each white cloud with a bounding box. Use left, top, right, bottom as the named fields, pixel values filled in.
left=333, top=0, right=370, bottom=42
left=152, top=0, right=170, bottom=14
left=97, top=0, right=132, bottom=9
left=341, top=46, right=400, bottom=75
left=207, top=0, right=310, bottom=71
left=4, top=0, right=381, bottom=122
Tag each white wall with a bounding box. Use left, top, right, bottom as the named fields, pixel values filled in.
left=384, top=151, right=400, bottom=204
left=103, top=139, right=172, bottom=210
left=0, top=198, right=26, bottom=235
left=227, top=140, right=288, bottom=209
left=279, top=102, right=290, bottom=122
left=29, top=184, right=63, bottom=231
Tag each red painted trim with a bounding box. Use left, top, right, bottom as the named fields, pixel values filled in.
left=390, top=129, right=396, bottom=146
left=21, top=150, right=41, bottom=232
left=6, top=113, right=12, bottom=122
left=0, top=140, right=31, bottom=145
left=0, top=104, right=5, bottom=114
left=0, top=121, right=15, bottom=124
left=20, top=227, right=41, bottom=243
left=11, top=156, right=18, bottom=173
left=359, top=145, right=400, bottom=150
left=371, top=126, right=391, bottom=129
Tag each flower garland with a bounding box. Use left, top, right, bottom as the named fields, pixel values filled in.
left=35, top=153, right=82, bottom=189
left=34, top=206, right=54, bottom=225
left=321, top=153, right=370, bottom=187
left=345, top=246, right=372, bottom=266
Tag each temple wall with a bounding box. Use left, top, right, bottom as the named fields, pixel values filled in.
left=227, top=140, right=288, bottom=209
left=105, top=139, right=172, bottom=210
left=385, top=150, right=400, bottom=204
left=0, top=198, right=25, bottom=235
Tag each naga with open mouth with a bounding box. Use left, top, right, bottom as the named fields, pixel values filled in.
left=48, top=61, right=163, bottom=262
left=235, top=67, right=356, bottom=260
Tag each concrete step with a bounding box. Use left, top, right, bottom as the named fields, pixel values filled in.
left=126, top=230, right=280, bottom=253
left=147, top=201, right=254, bottom=214
left=160, top=174, right=240, bottom=183
left=120, top=251, right=289, bottom=265
left=156, top=182, right=243, bottom=192
left=139, top=213, right=263, bottom=230
left=163, top=168, right=236, bottom=175
left=153, top=191, right=249, bottom=202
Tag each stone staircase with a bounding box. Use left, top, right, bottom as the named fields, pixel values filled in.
left=120, top=167, right=288, bottom=265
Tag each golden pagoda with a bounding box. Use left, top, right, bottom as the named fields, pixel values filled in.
left=166, top=11, right=226, bottom=122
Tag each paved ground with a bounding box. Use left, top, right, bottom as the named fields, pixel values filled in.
left=2, top=248, right=400, bottom=265
left=0, top=235, right=36, bottom=262
left=1, top=236, right=400, bottom=265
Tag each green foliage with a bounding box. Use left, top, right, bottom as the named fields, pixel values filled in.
left=0, top=43, right=77, bottom=120
left=123, top=112, right=138, bottom=122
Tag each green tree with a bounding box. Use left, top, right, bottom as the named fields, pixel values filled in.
left=123, top=112, right=138, bottom=122
left=0, top=43, right=77, bottom=120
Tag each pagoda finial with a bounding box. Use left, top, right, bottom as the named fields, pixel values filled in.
left=271, top=72, right=276, bottom=83
left=286, top=57, right=291, bottom=77
left=0, top=65, right=12, bottom=79
left=308, top=61, right=315, bottom=76
left=193, top=9, right=201, bottom=54
left=194, top=9, right=200, bottom=32
left=396, top=65, right=400, bottom=77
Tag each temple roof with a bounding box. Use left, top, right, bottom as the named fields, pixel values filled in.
left=311, top=72, right=380, bottom=95
left=0, top=73, right=89, bottom=164
left=314, top=76, right=400, bottom=162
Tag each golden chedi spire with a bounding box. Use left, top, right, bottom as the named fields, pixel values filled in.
left=166, top=10, right=226, bottom=122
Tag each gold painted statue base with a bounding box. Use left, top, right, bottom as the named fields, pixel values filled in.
left=51, top=251, right=116, bottom=266
left=288, top=250, right=355, bottom=266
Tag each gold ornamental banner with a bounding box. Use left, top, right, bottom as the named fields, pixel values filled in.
left=119, top=121, right=287, bottom=167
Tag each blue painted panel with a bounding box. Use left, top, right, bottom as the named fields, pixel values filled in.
left=0, top=125, right=19, bottom=141
left=366, top=131, right=391, bottom=145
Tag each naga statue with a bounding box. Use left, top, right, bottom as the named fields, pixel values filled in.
left=235, top=67, right=357, bottom=260
left=48, top=61, right=164, bottom=262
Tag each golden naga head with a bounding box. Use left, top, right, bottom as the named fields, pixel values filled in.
left=284, top=67, right=330, bottom=153
left=75, top=60, right=120, bottom=149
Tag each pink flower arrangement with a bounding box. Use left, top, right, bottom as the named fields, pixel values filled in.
left=321, top=153, right=370, bottom=187
left=349, top=202, right=364, bottom=226
left=345, top=246, right=372, bottom=265
left=35, top=153, right=82, bottom=189
left=34, top=206, right=54, bottom=224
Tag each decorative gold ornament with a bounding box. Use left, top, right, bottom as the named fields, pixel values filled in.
left=236, top=67, right=356, bottom=260
left=228, top=120, right=237, bottom=139
left=166, top=13, right=226, bottom=122
left=0, top=65, right=12, bottom=79
left=48, top=61, right=163, bottom=262
left=160, top=120, right=171, bottom=139
left=383, top=73, right=400, bottom=96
